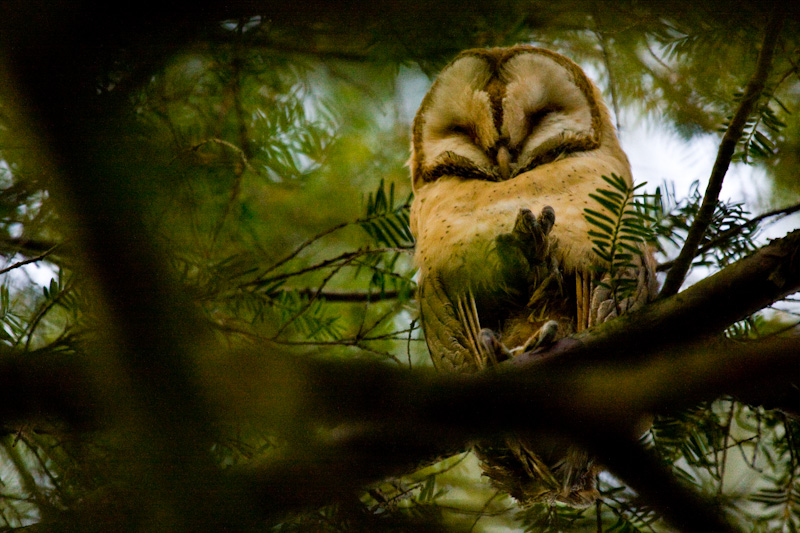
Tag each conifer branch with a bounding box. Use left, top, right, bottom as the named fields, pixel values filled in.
left=657, top=199, right=800, bottom=272
left=660, top=11, right=783, bottom=297
left=0, top=245, right=60, bottom=276
left=0, top=238, right=63, bottom=259
left=260, top=215, right=412, bottom=281
left=284, top=287, right=403, bottom=302
left=271, top=254, right=358, bottom=339
left=249, top=246, right=412, bottom=287
left=517, top=229, right=800, bottom=368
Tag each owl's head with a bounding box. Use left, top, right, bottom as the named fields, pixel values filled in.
left=410, top=46, right=625, bottom=189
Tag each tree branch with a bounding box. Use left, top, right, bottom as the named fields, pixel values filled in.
left=523, top=229, right=800, bottom=368
left=657, top=199, right=800, bottom=272
left=593, top=434, right=735, bottom=533
left=217, top=334, right=800, bottom=531
left=0, top=244, right=60, bottom=276
left=660, top=11, right=784, bottom=297
left=283, top=287, right=403, bottom=302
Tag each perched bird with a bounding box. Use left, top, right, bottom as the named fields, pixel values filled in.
left=409, top=45, right=656, bottom=506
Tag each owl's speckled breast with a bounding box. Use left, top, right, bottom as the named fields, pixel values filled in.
left=412, top=189, right=523, bottom=292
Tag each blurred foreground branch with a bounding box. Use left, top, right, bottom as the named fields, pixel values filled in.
left=222, top=335, right=798, bottom=531
left=1, top=230, right=798, bottom=530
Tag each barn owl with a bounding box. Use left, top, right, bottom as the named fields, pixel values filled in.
left=409, top=46, right=656, bottom=506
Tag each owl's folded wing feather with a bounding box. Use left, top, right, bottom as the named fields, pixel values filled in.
left=588, top=249, right=658, bottom=328
left=418, top=273, right=479, bottom=374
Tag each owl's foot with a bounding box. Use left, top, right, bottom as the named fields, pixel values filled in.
left=477, top=319, right=560, bottom=361
left=519, top=320, right=559, bottom=353
left=478, top=328, right=512, bottom=365
left=504, top=206, right=555, bottom=264
left=495, top=206, right=557, bottom=291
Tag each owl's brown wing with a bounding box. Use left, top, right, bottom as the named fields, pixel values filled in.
left=418, top=206, right=558, bottom=373
left=418, top=272, right=482, bottom=373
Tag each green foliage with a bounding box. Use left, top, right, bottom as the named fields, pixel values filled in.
left=583, top=174, right=656, bottom=306
left=741, top=418, right=800, bottom=530
left=516, top=501, right=591, bottom=532
left=655, top=180, right=760, bottom=270
left=515, top=483, right=665, bottom=533
left=360, top=179, right=414, bottom=250
left=726, top=89, right=790, bottom=165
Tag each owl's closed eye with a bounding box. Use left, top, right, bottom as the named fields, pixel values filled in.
left=411, top=47, right=607, bottom=185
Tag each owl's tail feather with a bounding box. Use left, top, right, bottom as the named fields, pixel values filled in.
left=476, top=438, right=600, bottom=508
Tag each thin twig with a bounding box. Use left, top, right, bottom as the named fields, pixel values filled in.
left=596, top=495, right=603, bottom=533
left=600, top=494, right=658, bottom=533
left=210, top=21, right=251, bottom=251
left=407, top=317, right=417, bottom=369
left=716, top=400, right=736, bottom=498
left=350, top=343, right=403, bottom=364
left=18, top=434, right=62, bottom=493
left=658, top=199, right=800, bottom=272
left=212, top=321, right=420, bottom=346
left=21, top=279, right=73, bottom=351
left=0, top=245, right=59, bottom=276
left=283, top=287, right=404, bottom=302
left=183, top=138, right=257, bottom=174
left=593, top=25, right=621, bottom=132
left=660, top=11, right=783, bottom=297
left=259, top=215, right=412, bottom=280
left=781, top=413, right=797, bottom=532
left=468, top=490, right=500, bottom=532
left=271, top=254, right=359, bottom=339
left=210, top=169, right=245, bottom=251
left=246, top=247, right=411, bottom=288
left=431, top=502, right=513, bottom=517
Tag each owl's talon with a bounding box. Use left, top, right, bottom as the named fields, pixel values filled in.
left=521, top=320, right=559, bottom=352
left=537, top=206, right=555, bottom=236
left=479, top=328, right=512, bottom=364
left=510, top=206, right=555, bottom=240
left=511, top=208, right=538, bottom=238
left=497, top=206, right=557, bottom=276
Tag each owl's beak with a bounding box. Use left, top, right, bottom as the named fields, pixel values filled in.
left=496, top=145, right=511, bottom=181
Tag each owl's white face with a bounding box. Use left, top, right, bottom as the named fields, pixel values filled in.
left=411, top=47, right=607, bottom=186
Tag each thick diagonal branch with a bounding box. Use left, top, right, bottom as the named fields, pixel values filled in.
left=660, top=11, right=783, bottom=297
left=544, top=229, right=800, bottom=367
left=219, top=335, right=800, bottom=532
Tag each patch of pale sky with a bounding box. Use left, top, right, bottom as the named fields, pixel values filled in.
left=622, top=115, right=799, bottom=241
